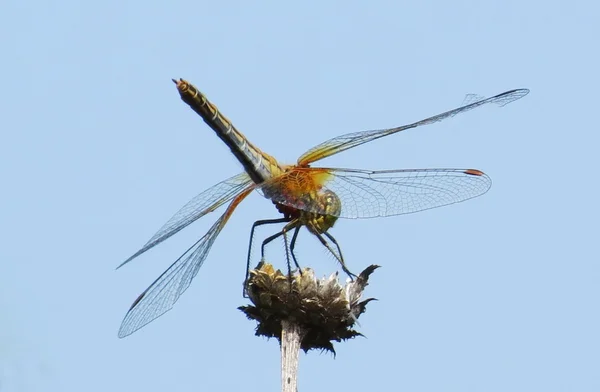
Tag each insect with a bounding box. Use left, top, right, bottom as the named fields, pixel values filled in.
left=117, top=79, right=529, bottom=337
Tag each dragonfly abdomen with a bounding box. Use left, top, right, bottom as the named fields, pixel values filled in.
left=174, top=79, right=283, bottom=184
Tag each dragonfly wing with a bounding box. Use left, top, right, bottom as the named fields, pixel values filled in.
left=266, top=168, right=492, bottom=219
left=117, top=172, right=253, bottom=269
left=297, top=89, right=529, bottom=165
left=118, top=187, right=252, bottom=338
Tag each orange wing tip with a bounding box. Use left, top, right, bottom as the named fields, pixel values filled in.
left=464, top=169, right=486, bottom=176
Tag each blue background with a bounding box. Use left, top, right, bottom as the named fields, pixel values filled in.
left=1, top=1, right=598, bottom=391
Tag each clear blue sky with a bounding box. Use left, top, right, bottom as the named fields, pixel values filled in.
left=1, top=1, right=598, bottom=391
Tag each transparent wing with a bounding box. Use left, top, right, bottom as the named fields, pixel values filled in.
left=298, top=88, right=529, bottom=165
left=118, top=187, right=253, bottom=338
left=264, top=167, right=492, bottom=219
left=117, top=172, right=252, bottom=269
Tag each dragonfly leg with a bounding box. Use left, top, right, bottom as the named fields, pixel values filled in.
left=244, top=217, right=290, bottom=297
left=323, top=231, right=345, bottom=266
left=281, top=229, right=292, bottom=279
left=288, top=225, right=303, bottom=275
left=316, top=230, right=357, bottom=280
left=281, top=221, right=301, bottom=279
left=261, top=230, right=285, bottom=257
left=259, top=225, right=294, bottom=278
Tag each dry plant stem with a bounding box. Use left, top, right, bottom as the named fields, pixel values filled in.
left=281, top=319, right=306, bottom=392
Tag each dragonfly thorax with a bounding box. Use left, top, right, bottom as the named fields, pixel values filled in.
left=273, top=189, right=341, bottom=234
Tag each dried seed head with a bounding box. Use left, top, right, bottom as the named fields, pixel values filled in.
left=239, top=262, right=379, bottom=354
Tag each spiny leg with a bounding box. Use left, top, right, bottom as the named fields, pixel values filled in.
left=246, top=218, right=290, bottom=272
left=258, top=220, right=300, bottom=282
left=288, top=225, right=302, bottom=274
left=244, top=217, right=290, bottom=296
left=323, top=231, right=351, bottom=274
left=281, top=220, right=301, bottom=279
left=314, top=230, right=357, bottom=280
left=261, top=230, right=285, bottom=259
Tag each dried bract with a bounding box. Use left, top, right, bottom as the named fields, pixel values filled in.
left=239, top=263, right=379, bottom=353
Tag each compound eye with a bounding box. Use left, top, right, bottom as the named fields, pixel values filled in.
left=322, top=190, right=334, bottom=199
left=320, top=190, right=341, bottom=217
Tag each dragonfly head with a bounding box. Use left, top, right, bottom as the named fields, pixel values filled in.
left=306, top=189, right=341, bottom=233
left=318, top=189, right=342, bottom=218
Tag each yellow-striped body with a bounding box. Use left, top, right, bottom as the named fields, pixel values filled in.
left=174, top=79, right=285, bottom=184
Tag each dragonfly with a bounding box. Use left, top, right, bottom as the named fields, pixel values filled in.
left=117, top=79, right=529, bottom=337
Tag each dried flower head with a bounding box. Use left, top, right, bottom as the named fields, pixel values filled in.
left=239, top=262, right=379, bottom=354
